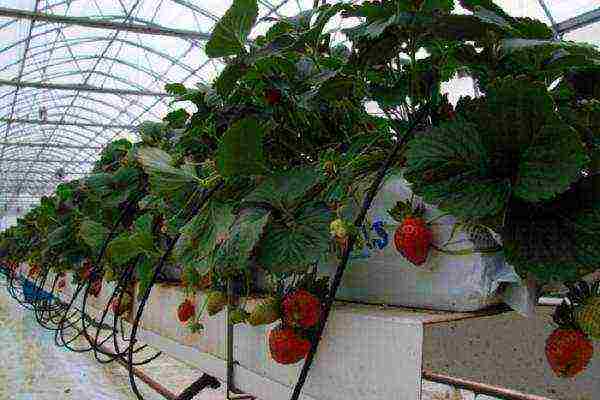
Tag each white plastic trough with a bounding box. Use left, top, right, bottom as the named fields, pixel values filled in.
left=36, top=271, right=600, bottom=400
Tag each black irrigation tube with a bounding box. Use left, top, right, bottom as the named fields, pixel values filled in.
left=2, top=197, right=157, bottom=364
left=31, top=268, right=64, bottom=327
left=10, top=272, right=39, bottom=310
left=127, top=180, right=224, bottom=400
left=1, top=188, right=223, bottom=400
left=89, top=260, right=142, bottom=364
left=54, top=196, right=141, bottom=353
left=289, top=103, right=431, bottom=400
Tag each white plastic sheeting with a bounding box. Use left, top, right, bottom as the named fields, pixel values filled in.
left=0, top=0, right=597, bottom=218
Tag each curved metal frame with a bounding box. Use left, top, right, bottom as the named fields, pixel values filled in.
left=2, top=1, right=598, bottom=399
left=0, top=0, right=323, bottom=208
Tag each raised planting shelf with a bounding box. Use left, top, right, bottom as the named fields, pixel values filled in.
left=126, top=280, right=516, bottom=400
left=30, top=271, right=599, bottom=400
left=423, top=304, right=600, bottom=400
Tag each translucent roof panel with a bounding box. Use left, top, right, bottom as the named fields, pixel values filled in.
left=0, top=0, right=598, bottom=216
left=540, top=0, right=599, bottom=23
left=564, top=21, right=600, bottom=47
left=0, top=0, right=323, bottom=212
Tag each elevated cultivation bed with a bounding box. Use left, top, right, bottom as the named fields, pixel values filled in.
left=36, top=269, right=593, bottom=400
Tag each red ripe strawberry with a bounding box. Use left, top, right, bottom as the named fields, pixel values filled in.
left=89, top=279, right=102, bottom=297
left=265, top=88, right=282, bottom=105
left=81, top=262, right=93, bottom=281
left=393, top=216, right=433, bottom=266
left=282, top=289, right=321, bottom=329
left=545, top=328, right=593, bottom=378
left=28, top=264, right=40, bottom=278
left=56, top=276, right=66, bottom=292
left=198, top=273, right=211, bottom=290
left=268, top=326, right=311, bottom=365
left=177, top=298, right=195, bottom=324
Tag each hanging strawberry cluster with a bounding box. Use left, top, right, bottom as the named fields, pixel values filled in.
left=1, top=0, right=600, bottom=372
left=544, top=280, right=600, bottom=378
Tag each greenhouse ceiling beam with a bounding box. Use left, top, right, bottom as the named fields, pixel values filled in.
left=0, top=78, right=170, bottom=97
left=536, top=0, right=559, bottom=37
left=0, top=141, right=102, bottom=150
left=0, top=117, right=137, bottom=130
left=557, top=7, right=600, bottom=34
left=0, top=7, right=211, bottom=40
left=3, top=178, right=60, bottom=183
left=2, top=158, right=93, bottom=164
left=1, top=0, right=40, bottom=186
left=1, top=188, right=54, bottom=194
left=0, top=195, right=42, bottom=198
left=0, top=170, right=87, bottom=174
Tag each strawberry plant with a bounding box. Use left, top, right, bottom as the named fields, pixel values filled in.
left=1, top=0, right=599, bottom=385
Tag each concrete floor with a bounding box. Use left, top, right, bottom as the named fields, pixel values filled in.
left=0, top=279, right=225, bottom=400
left=0, top=277, right=487, bottom=400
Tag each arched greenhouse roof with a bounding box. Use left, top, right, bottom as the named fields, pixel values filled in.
left=0, top=0, right=598, bottom=215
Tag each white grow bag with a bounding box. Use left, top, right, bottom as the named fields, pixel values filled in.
left=318, top=172, right=532, bottom=313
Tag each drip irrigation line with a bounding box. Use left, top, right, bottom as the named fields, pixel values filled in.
left=289, top=103, right=431, bottom=400
left=91, top=262, right=142, bottom=364
left=32, top=269, right=61, bottom=327
left=84, top=256, right=152, bottom=365
left=55, top=196, right=142, bottom=352
left=77, top=197, right=153, bottom=361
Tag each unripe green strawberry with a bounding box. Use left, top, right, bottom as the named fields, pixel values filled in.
left=575, top=297, right=600, bottom=340
left=104, top=268, right=117, bottom=282
left=206, top=291, right=227, bottom=316
left=330, top=219, right=349, bottom=239
left=229, top=307, right=249, bottom=325
left=248, top=297, right=281, bottom=326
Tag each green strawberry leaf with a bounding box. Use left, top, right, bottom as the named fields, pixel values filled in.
left=257, top=202, right=333, bottom=277
left=164, top=83, right=187, bottom=96
left=137, top=146, right=200, bottom=194
left=213, top=207, right=271, bottom=273
left=175, top=201, right=236, bottom=269
left=136, top=257, right=155, bottom=300
left=216, top=117, right=268, bottom=177
left=164, top=109, right=189, bottom=128
left=107, top=233, right=142, bottom=266
left=214, top=61, right=248, bottom=97
left=78, top=219, right=108, bottom=255
left=205, top=0, right=258, bottom=58
left=139, top=121, right=165, bottom=144
left=84, top=173, right=113, bottom=198
left=131, top=214, right=157, bottom=256
left=405, top=120, right=511, bottom=220
left=47, top=225, right=71, bottom=248
left=515, top=123, right=588, bottom=202
left=243, top=167, right=322, bottom=211
left=504, top=175, right=600, bottom=284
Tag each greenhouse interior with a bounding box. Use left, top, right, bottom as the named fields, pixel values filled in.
left=0, top=0, right=599, bottom=399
